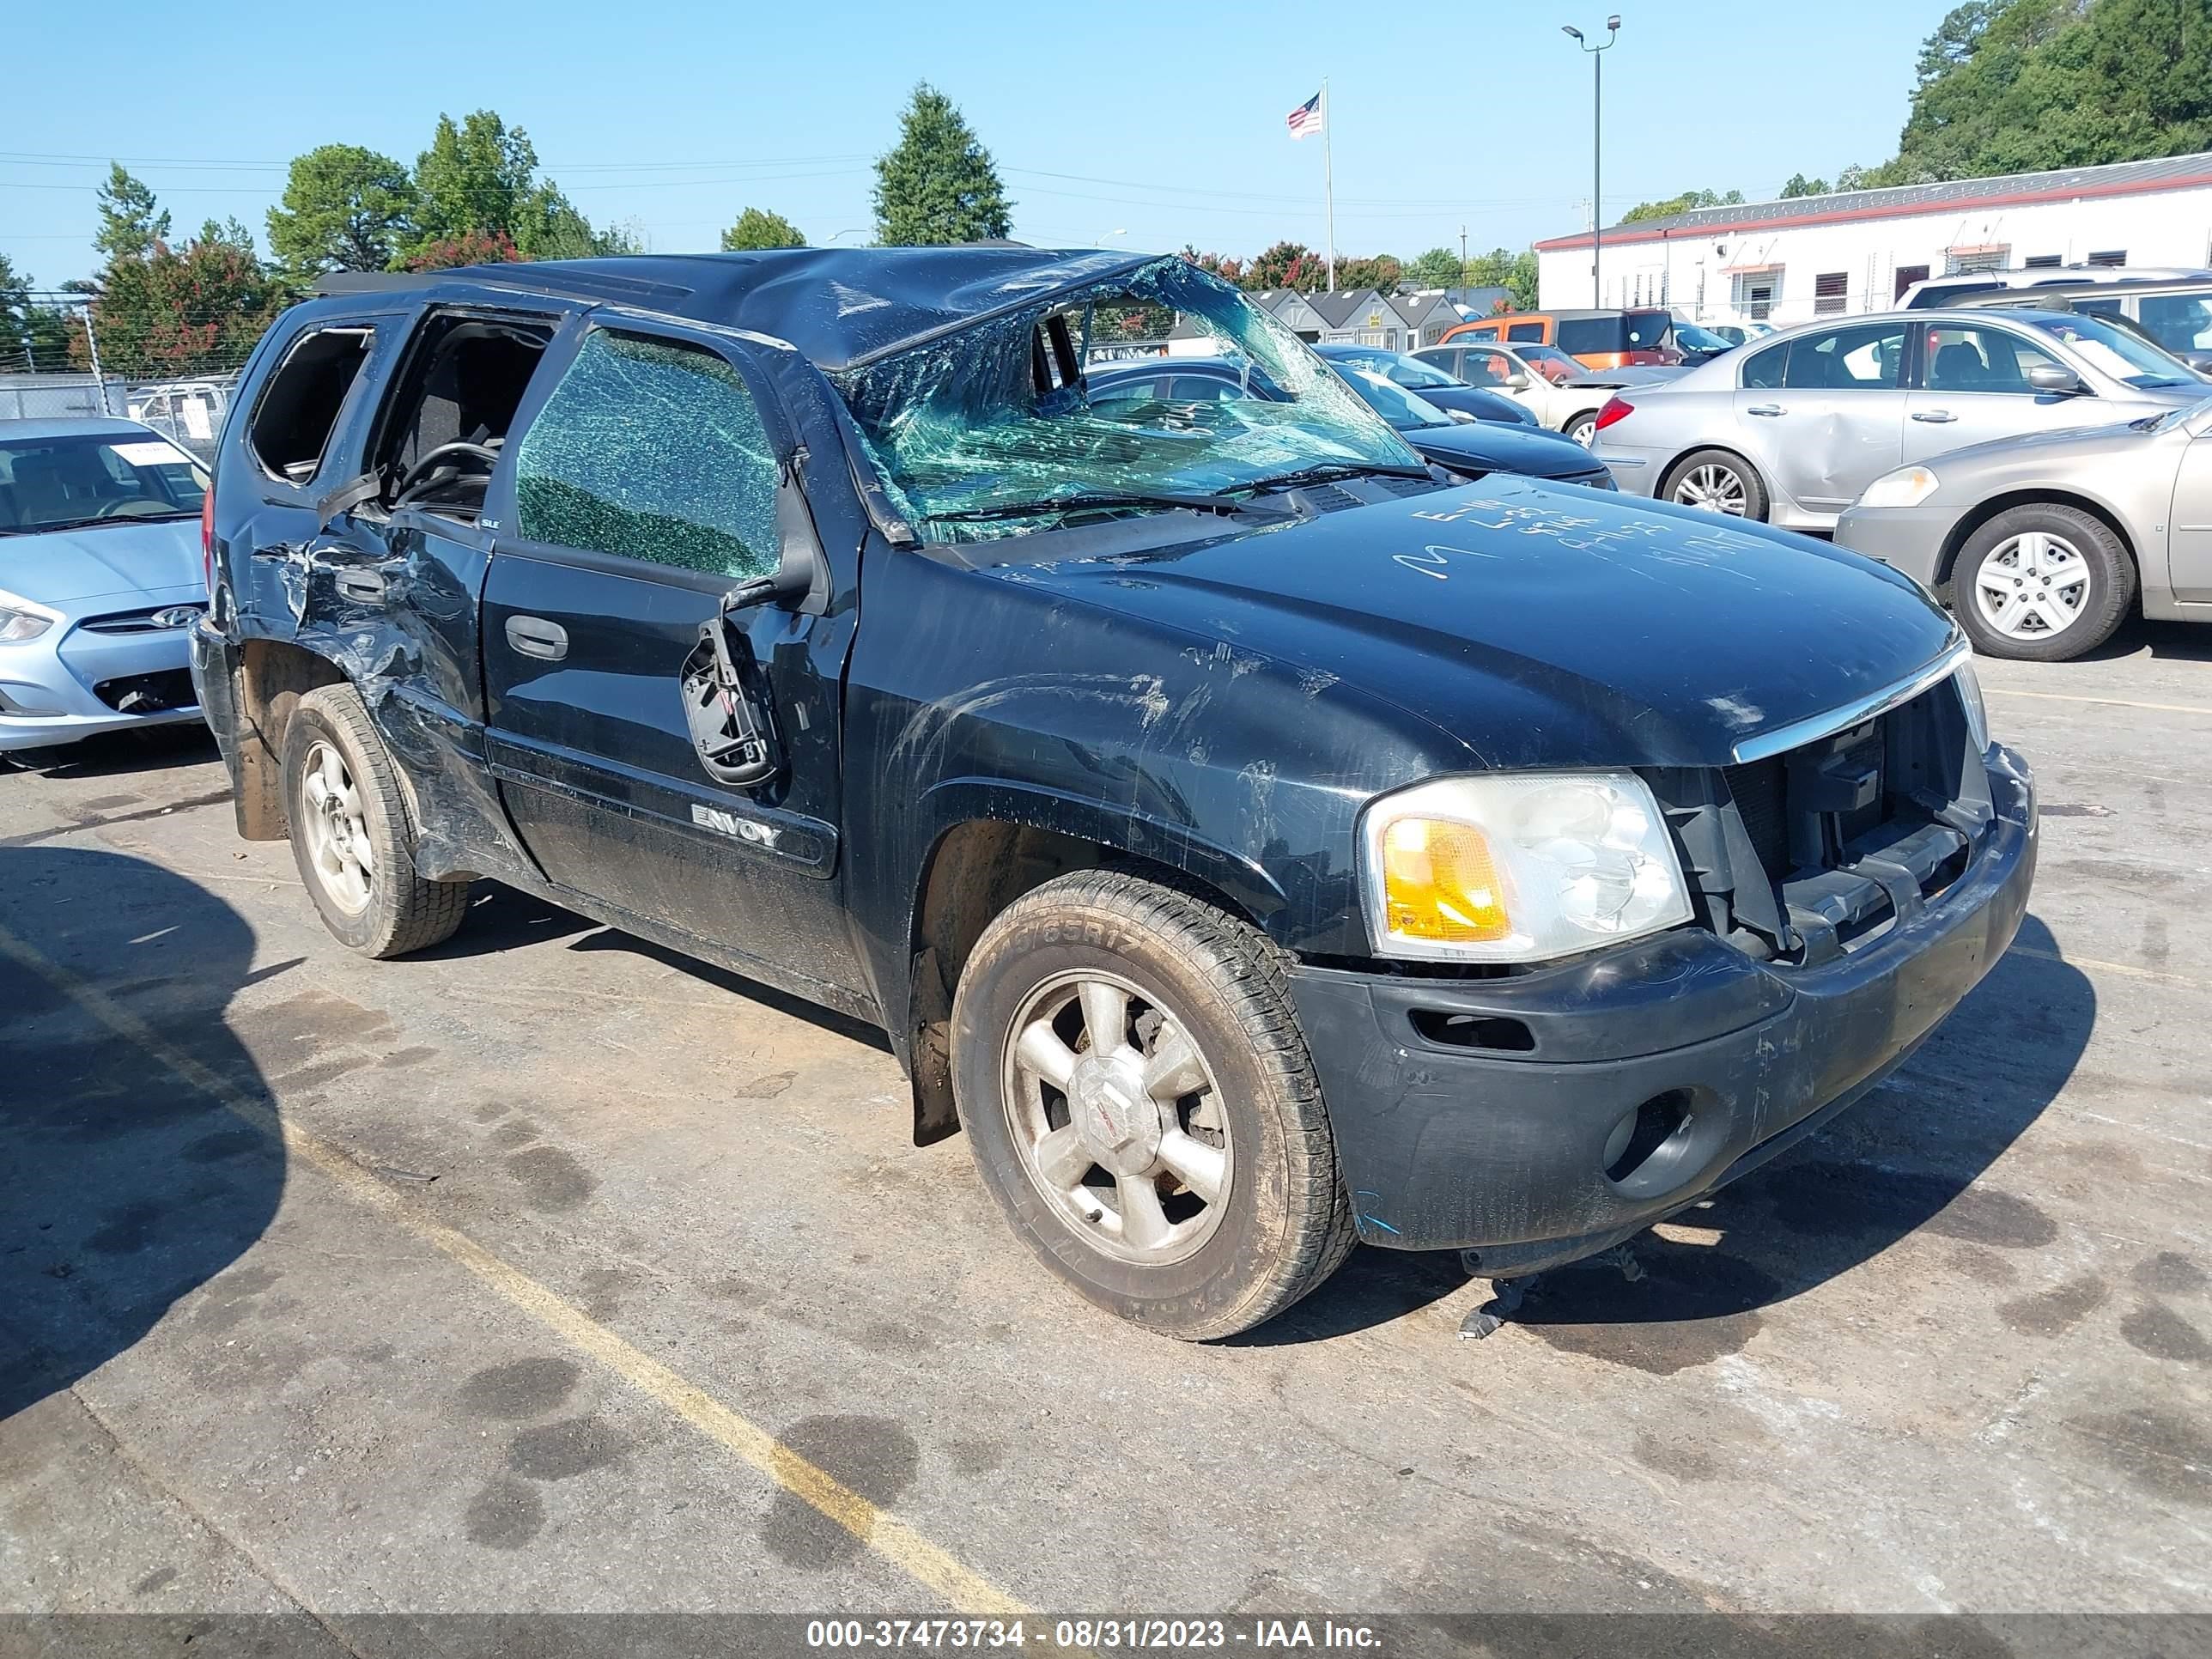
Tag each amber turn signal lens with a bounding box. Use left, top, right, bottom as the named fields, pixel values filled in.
left=1380, top=817, right=1513, bottom=943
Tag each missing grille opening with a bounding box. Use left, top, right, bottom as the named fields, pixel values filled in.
left=1604, top=1089, right=1693, bottom=1184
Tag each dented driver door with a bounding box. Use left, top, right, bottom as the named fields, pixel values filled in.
left=477, top=316, right=866, bottom=1006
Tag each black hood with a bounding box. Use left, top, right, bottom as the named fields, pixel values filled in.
left=990, top=475, right=1959, bottom=770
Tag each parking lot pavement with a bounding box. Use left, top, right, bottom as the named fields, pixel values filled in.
left=3, top=633, right=2209, bottom=1628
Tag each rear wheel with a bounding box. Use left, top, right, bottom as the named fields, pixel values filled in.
left=1562, top=409, right=1598, bottom=447
left=1953, top=504, right=2133, bottom=662
left=1663, top=448, right=1768, bottom=520
left=951, top=870, right=1354, bottom=1340
left=282, top=684, right=469, bottom=957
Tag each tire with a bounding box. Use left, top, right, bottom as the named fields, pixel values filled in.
left=281, top=684, right=469, bottom=958
left=1662, top=447, right=1768, bottom=520
left=1951, top=504, right=2134, bottom=662
left=951, top=869, right=1355, bottom=1340
left=1562, top=409, right=1598, bottom=447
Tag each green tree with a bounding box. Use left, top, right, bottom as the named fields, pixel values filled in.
left=0, top=254, right=75, bottom=372
left=1779, top=172, right=1831, bottom=198
left=1465, top=247, right=1539, bottom=310
left=1337, top=254, right=1404, bottom=291
left=406, top=110, right=538, bottom=258
left=1180, top=246, right=1246, bottom=284
left=872, top=84, right=1012, bottom=246
left=1877, top=0, right=2212, bottom=182
left=266, top=144, right=416, bottom=279
left=721, top=207, right=806, bottom=250
left=1407, top=246, right=1465, bottom=288
left=93, top=165, right=171, bottom=262
left=405, top=228, right=520, bottom=271
left=1620, top=187, right=1745, bottom=224
left=1245, top=240, right=1323, bottom=290
left=80, top=228, right=281, bottom=378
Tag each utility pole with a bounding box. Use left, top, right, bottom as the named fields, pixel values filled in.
left=1562, top=16, right=1621, bottom=309
left=1459, top=223, right=1468, bottom=288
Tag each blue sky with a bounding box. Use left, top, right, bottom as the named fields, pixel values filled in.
left=4, top=0, right=1942, bottom=289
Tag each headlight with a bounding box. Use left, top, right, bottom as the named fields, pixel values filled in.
left=0, top=605, right=54, bottom=644
left=1858, top=465, right=1940, bottom=509
left=1954, top=659, right=1992, bottom=754
left=1360, top=772, right=1694, bottom=963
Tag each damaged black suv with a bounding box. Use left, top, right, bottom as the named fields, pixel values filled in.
left=191, top=249, right=2036, bottom=1339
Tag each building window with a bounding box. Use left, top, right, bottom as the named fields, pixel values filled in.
left=1733, top=270, right=1781, bottom=321
left=1944, top=248, right=2008, bottom=276
left=1814, top=272, right=1848, bottom=315
left=1893, top=264, right=1930, bottom=301
left=2023, top=254, right=2063, bottom=269
left=2087, top=249, right=2128, bottom=267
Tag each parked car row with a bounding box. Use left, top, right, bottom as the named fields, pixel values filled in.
left=1572, top=302, right=2212, bottom=658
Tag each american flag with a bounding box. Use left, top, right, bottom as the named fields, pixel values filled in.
left=1286, top=92, right=1324, bottom=139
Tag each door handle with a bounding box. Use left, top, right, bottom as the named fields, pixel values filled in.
left=1912, top=410, right=1958, bottom=423
left=1746, top=404, right=1784, bottom=416
left=504, top=616, right=568, bottom=661
left=333, top=568, right=386, bottom=604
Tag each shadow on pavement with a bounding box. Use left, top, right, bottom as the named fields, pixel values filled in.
left=0, top=845, right=283, bottom=1421
left=3, top=725, right=221, bottom=781
left=1244, top=914, right=2093, bottom=1351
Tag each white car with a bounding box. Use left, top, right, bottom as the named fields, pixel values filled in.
left=1413, top=341, right=1647, bottom=445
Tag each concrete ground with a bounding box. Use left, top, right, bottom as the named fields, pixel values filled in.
left=3, top=626, right=2209, bottom=1633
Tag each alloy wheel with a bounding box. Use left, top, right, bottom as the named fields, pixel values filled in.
left=298, top=739, right=375, bottom=915
left=1674, top=463, right=1748, bottom=515
left=1000, top=969, right=1231, bottom=1265
left=1974, top=532, right=2089, bottom=641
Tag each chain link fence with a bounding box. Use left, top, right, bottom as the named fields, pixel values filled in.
left=3, top=297, right=242, bottom=460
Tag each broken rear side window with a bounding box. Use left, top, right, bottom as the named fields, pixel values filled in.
left=513, top=330, right=781, bottom=580
left=248, top=325, right=373, bottom=483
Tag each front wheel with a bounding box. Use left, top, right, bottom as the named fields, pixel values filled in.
left=1663, top=448, right=1768, bottom=520
left=281, top=684, right=470, bottom=957
left=951, top=870, right=1354, bottom=1340
left=1952, top=505, right=2134, bottom=661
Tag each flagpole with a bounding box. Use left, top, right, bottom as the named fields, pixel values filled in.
left=1322, top=78, right=1337, bottom=293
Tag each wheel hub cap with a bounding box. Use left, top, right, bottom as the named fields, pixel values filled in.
left=1067, top=1052, right=1160, bottom=1174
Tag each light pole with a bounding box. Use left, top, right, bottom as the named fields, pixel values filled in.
left=1096, top=227, right=1127, bottom=249
left=825, top=228, right=869, bottom=245
left=1562, top=15, right=1620, bottom=309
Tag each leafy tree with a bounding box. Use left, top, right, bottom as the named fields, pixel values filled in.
left=721, top=208, right=806, bottom=251
left=1780, top=173, right=1831, bottom=198
left=1337, top=254, right=1404, bottom=291
left=408, top=111, right=538, bottom=257
left=93, top=165, right=170, bottom=263
left=265, top=144, right=416, bottom=279
left=1874, top=0, right=2212, bottom=183
left=1179, top=247, right=1247, bottom=284
left=0, top=254, right=76, bottom=372
left=405, top=228, right=520, bottom=271
left=78, top=229, right=281, bottom=378
left=1407, top=246, right=1465, bottom=288
left=872, top=84, right=1012, bottom=245
left=1464, top=246, right=1539, bottom=310
left=1620, top=187, right=1745, bottom=224
left=1245, top=240, right=1322, bottom=290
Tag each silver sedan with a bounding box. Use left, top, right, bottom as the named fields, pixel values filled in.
left=1833, top=397, right=2212, bottom=660
left=1593, top=307, right=2209, bottom=531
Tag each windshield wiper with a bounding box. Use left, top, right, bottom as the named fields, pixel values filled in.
left=1241, top=460, right=1432, bottom=493
left=926, top=486, right=1274, bottom=523
left=21, top=512, right=192, bottom=533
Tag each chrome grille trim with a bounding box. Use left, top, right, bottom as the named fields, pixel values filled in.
left=1729, top=635, right=1970, bottom=765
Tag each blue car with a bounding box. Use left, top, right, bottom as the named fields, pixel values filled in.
left=0, top=418, right=210, bottom=756
left=1313, top=343, right=1539, bottom=427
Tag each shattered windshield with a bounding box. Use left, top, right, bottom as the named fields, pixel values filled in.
left=829, top=257, right=1424, bottom=540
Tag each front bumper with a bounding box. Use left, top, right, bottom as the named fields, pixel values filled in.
left=1291, top=745, right=2036, bottom=1263
left=0, top=595, right=204, bottom=753
left=1833, top=504, right=1957, bottom=590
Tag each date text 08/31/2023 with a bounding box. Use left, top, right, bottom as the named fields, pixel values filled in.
left=803, top=1620, right=1383, bottom=1650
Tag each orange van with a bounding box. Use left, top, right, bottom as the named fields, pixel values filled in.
left=1439, top=307, right=1681, bottom=371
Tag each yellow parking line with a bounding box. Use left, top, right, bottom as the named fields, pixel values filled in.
left=1982, top=686, right=2212, bottom=718
left=2005, top=943, right=2207, bottom=993
left=0, top=921, right=1026, bottom=1616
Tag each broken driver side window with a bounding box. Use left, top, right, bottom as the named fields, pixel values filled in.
left=511, top=330, right=782, bottom=581
left=368, top=310, right=555, bottom=524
